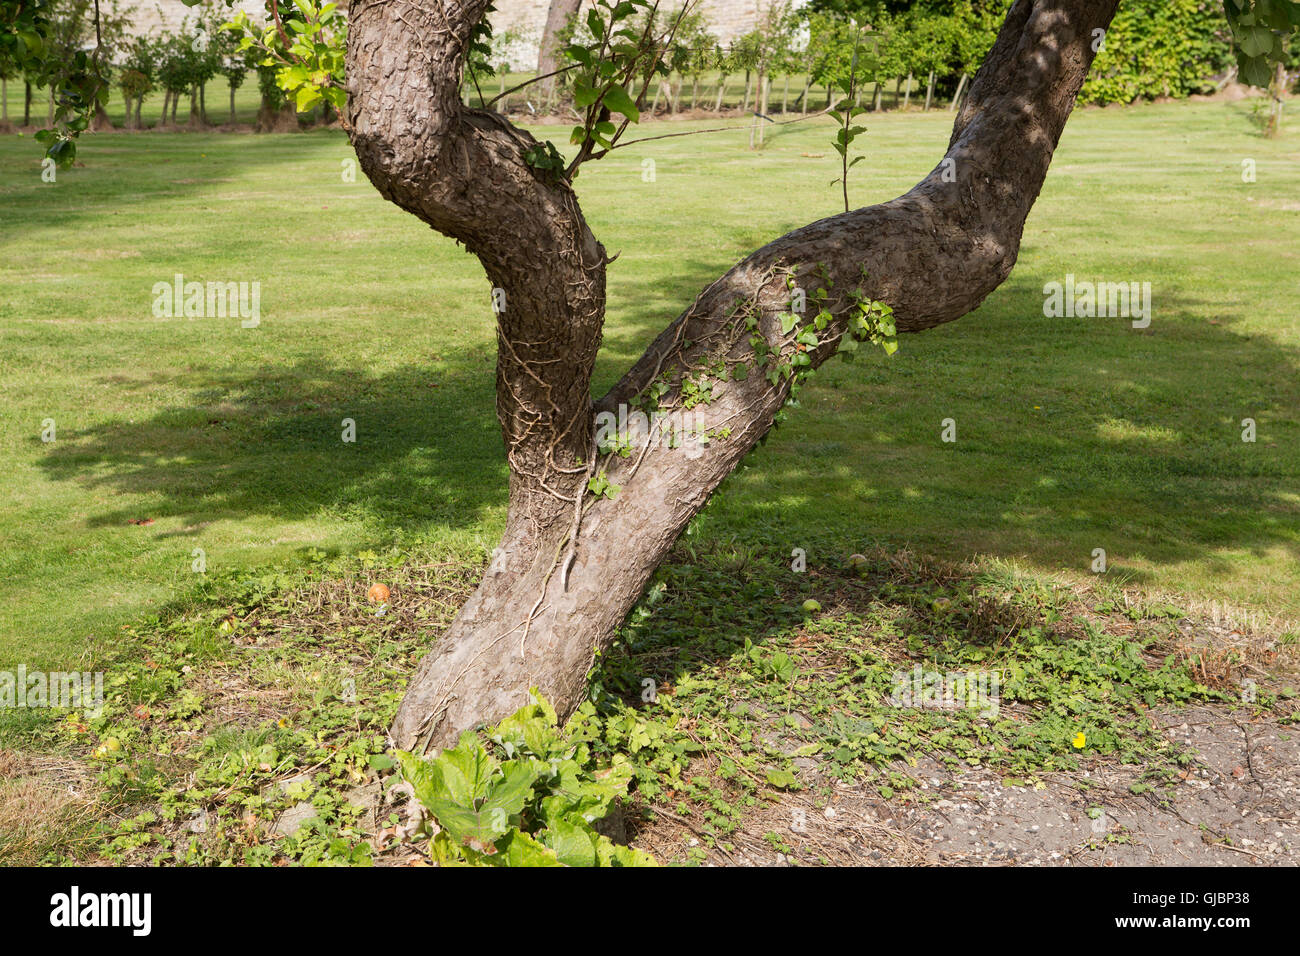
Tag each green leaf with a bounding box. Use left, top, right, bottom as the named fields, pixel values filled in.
left=573, top=81, right=600, bottom=110
left=564, top=44, right=593, bottom=67
left=601, top=85, right=640, bottom=122
left=765, top=768, right=799, bottom=789
left=1238, top=52, right=1273, bottom=87
left=1239, top=24, right=1274, bottom=57
left=492, top=829, right=564, bottom=866
left=541, top=819, right=599, bottom=867
left=295, top=86, right=322, bottom=112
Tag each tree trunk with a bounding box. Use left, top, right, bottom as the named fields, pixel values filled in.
left=345, top=0, right=1121, bottom=753
left=1, top=77, right=7, bottom=124
left=924, top=70, right=936, bottom=111
left=230, top=85, right=237, bottom=124
left=903, top=73, right=913, bottom=109
left=537, top=0, right=584, bottom=108
left=135, top=97, right=143, bottom=129
left=950, top=72, right=968, bottom=111
left=873, top=81, right=882, bottom=112
left=714, top=76, right=727, bottom=111
left=46, top=87, right=53, bottom=125
left=24, top=80, right=31, bottom=126
left=800, top=78, right=810, bottom=115
left=751, top=71, right=769, bottom=148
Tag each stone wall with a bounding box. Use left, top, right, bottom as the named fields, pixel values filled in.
left=117, top=0, right=268, bottom=36
left=490, top=0, right=805, bottom=70
left=121, top=1, right=799, bottom=70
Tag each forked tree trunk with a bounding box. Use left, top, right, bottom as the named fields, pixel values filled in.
left=345, top=0, right=1121, bottom=753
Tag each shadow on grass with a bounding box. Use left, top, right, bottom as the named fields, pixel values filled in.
left=30, top=255, right=1300, bottom=598
left=37, top=356, right=506, bottom=533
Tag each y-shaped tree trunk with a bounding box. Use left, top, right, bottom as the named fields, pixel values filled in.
left=345, top=0, right=1120, bottom=752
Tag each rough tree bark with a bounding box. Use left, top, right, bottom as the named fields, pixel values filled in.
left=345, top=0, right=1121, bottom=753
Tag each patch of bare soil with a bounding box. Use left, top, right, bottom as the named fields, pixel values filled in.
left=641, top=700, right=1299, bottom=867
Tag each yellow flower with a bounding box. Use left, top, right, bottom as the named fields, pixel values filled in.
left=1072, top=732, right=1086, bottom=749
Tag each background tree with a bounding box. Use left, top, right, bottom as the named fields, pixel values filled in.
left=26, top=0, right=127, bottom=134
left=537, top=0, right=585, bottom=109
left=1081, top=0, right=1233, bottom=104
left=215, top=30, right=253, bottom=125
left=156, top=32, right=193, bottom=125
left=0, top=32, right=17, bottom=129
left=947, top=1, right=1001, bottom=109
left=117, top=36, right=158, bottom=129
left=675, top=10, right=717, bottom=110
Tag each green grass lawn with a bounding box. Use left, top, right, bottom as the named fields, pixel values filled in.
left=1, top=98, right=1298, bottom=674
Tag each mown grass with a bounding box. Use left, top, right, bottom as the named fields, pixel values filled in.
left=0, top=97, right=1297, bottom=681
